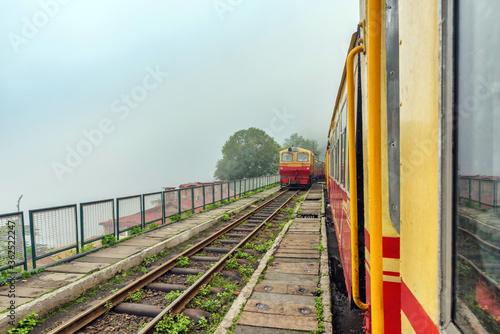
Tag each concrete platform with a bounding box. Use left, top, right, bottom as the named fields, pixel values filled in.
left=274, top=252, right=320, bottom=259
left=0, top=297, right=32, bottom=312
left=306, top=193, right=322, bottom=200
left=243, top=299, right=316, bottom=317
left=254, top=282, right=317, bottom=296
left=87, top=245, right=145, bottom=258
left=45, top=262, right=106, bottom=274
left=233, top=325, right=307, bottom=334
left=0, top=286, right=52, bottom=298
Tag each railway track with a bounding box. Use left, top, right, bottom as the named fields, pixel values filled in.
left=48, top=189, right=300, bottom=334
left=458, top=226, right=500, bottom=294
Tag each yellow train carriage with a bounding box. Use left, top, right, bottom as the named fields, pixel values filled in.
left=326, top=1, right=499, bottom=333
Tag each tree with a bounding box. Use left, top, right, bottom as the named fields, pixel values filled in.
left=214, top=128, right=281, bottom=180
left=282, top=133, right=322, bottom=156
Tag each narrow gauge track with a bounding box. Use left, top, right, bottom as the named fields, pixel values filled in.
left=48, top=189, right=299, bottom=334
left=457, top=226, right=500, bottom=294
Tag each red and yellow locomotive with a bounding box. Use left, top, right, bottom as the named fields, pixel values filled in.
left=279, top=147, right=324, bottom=188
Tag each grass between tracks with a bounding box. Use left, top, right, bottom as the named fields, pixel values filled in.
left=153, top=197, right=301, bottom=333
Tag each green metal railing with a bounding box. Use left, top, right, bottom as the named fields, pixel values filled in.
left=0, top=175, right=279, bottom=274
left=0, top=212, right=27, bottom=273
left=29, top=204, right=78, bottom=270
left=116, top=195, right=142, bottom=239
left=143, top=192, right=163, bottom=226
left=459, top=176, right=500, bottom=213
left=80, top=199, right=115, bottom=248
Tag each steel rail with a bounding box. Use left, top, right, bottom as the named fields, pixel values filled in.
left=458, top=227, right=500, bottom=258
left=139, top=189, right=300, bottom=333
left=48, top=190, right=290, bottom=334
left=457, top=254, right=500, bottom=296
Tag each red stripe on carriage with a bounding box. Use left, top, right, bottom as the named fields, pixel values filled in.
left=401, top=280, right=439, bottom=334
left=364, top=229, right=400, bottom=259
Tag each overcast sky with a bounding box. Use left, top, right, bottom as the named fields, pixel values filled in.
left=0, top=1, right=358, bottom=213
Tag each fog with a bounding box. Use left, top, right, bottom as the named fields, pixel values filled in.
left=0, top=1, right=358, bottom=213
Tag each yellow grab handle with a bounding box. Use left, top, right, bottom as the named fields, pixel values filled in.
left=347, top=44, right=367, bottom=311
left=367, top=0, right=384, bottom=332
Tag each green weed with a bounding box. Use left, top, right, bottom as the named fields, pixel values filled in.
left=7, top=312, right=39, bottom=334
left=186, top=272, right=203, bottom=285
left=125, top=289, right=144, bottom=303
left=155, top=313, right=193, bottom=334
left=176, top=256, right=190, bottom=268
left=225, top=258, right=239, bottom=270
left=101, top=235, right=117, bottom=247
left=130, top=226, right=141, bottom=236
left=170, top=214, right=182, bottom=222
left=165, top=290, right=183, bottom=304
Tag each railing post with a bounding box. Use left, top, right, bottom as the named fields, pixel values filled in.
left=140, top=196, right=144, bottom=228
left=29, top=210, right=36, bottom=270
left=80, top=204, right=84, bottom=249
left=20, top=213, right=28, bottom=271
left=161, top=192, right=165, bottom=224
left=191, top=187, right=195, bottom=214
left=203, top=185, right=206, bottom=210
left=141, top=195, right=146, bottom=229
left=495, top=180, right=499, bottom=213
left=479, top=179, right=482, bottom=207
left=212, top=184, right=215, bottom=206
left=178, top=189, right=182, bottom=216
left=220, top=183, right=223, bottom=204
left=116, top=200, right=120, bottom=241
left=468, top=178, right=471, bottom=200
left=74, top=205, right=79, bottom=254
left=112, top=199, right=116, bottom=237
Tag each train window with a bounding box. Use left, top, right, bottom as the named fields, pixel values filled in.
left=340, top=100, right=347, bottom=187
left=297, top=152, right=309, bottom=162
left=281, top=153, right=293, bottom=162
left=335, top=140, right=339, bottom=181
left=453, top=1, right=500, bottom=332
left=341, top=132, right=346, bottom=186
left=346, top=136, right=349, bottom=192
left=341, top=100, right=347, bottom=132
left=329, top=137, right=335, bottom=178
